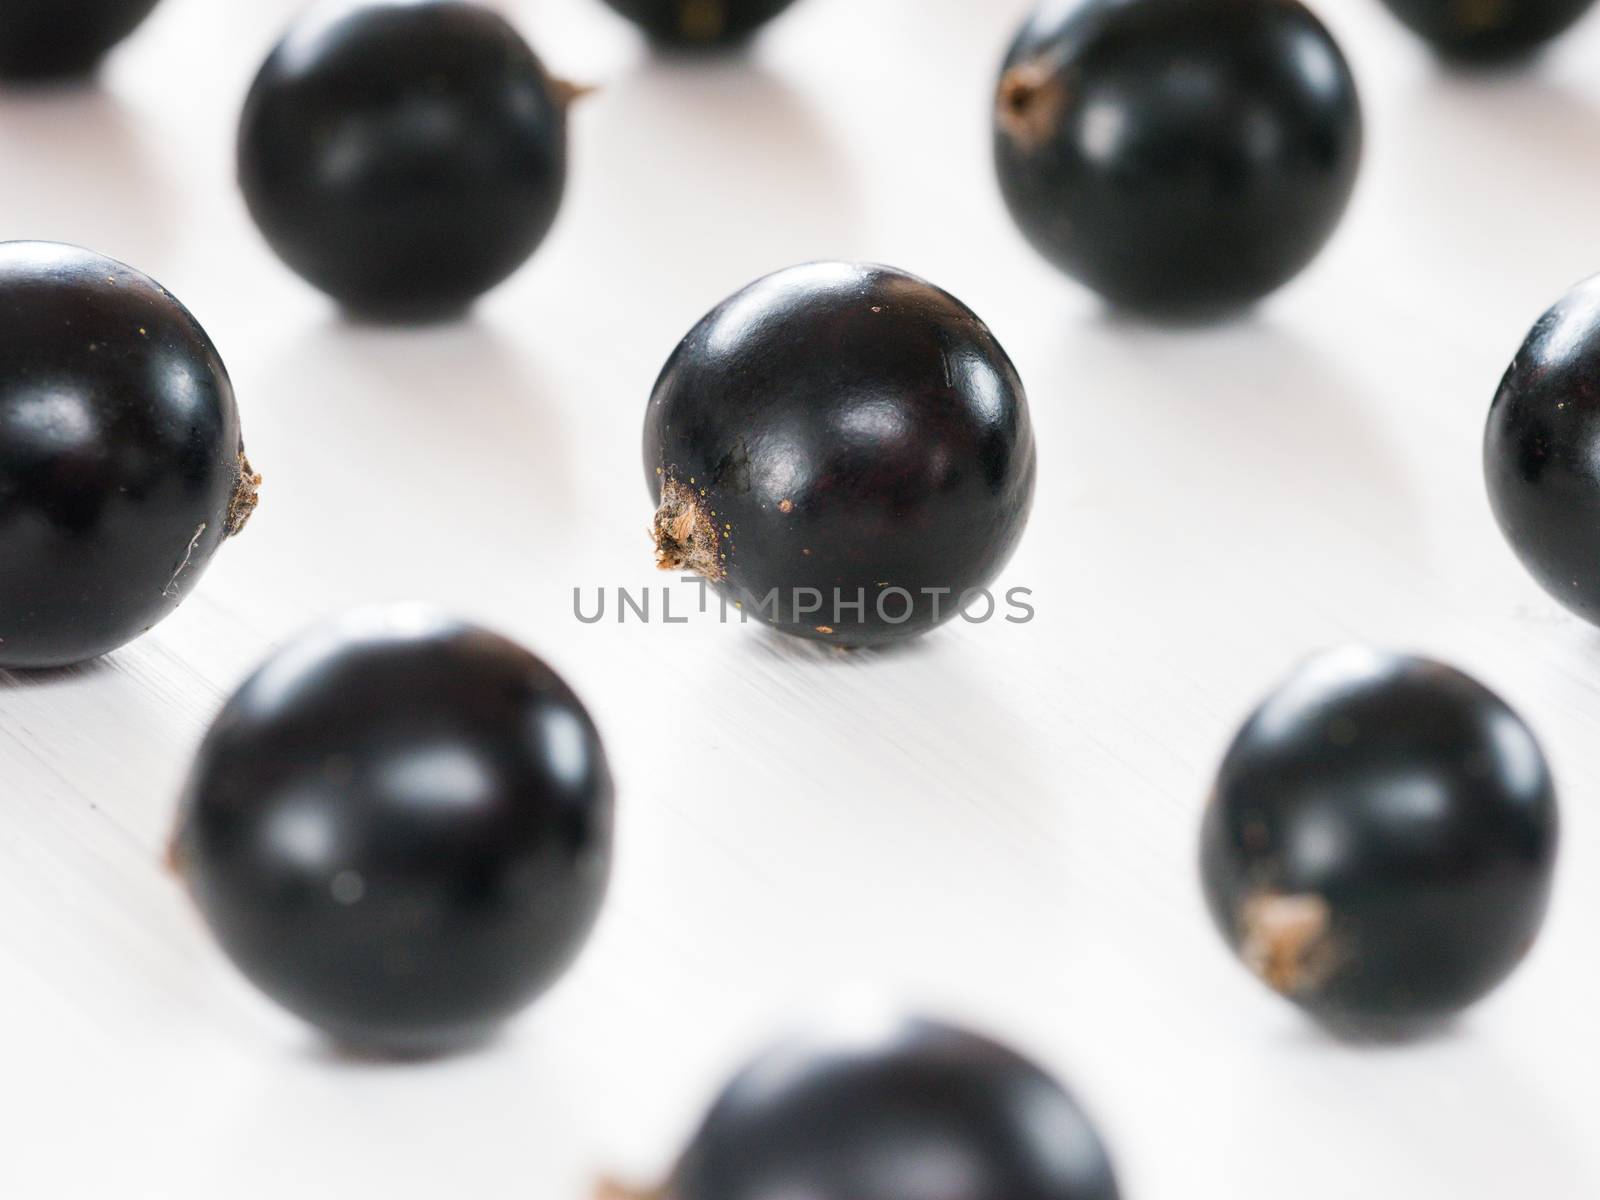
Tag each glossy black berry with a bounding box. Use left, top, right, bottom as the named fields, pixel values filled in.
left=1377, top=0, right=1597, bottom=60
left=598, top=0, right=799, bottom=44
left=602, top=1016, right=1120, bottom=1200
left=171, top=609, right=614, bottom=1054
left=1200, top=648, right=1558, bottom=1026
left=0, top=0, right=160, bottom=79
left=644, top=262, right=1036, bottom=647
left=994, top=0, right=1362, bottom=318
left=0, top=242, right=258, bottom=671
left=1485, top=275, right=1600, bottom=627
left=238, top=0, right=575, bottom=321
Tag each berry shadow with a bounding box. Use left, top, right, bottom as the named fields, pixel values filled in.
left=1300, top=1010, right=1461, bottom=1049
left=1387, top=72, right=1600, bottom=315
left=1219, top=1025, right=1591, bottom=1193
left=625, top=32, right=773, bottom=60
left=0, top=80, right=174, bottom=264
left=335, top=299, right=480, bottom=330
left=197, top=1021, right=598, bottom=1196
left=665, top=624, right=1103, bottom=944
left=569, top=54, right=861, bottom=312
left=0, top=656, right=118, bottom=690
left=1097, top=298, right=1265, bottom=331
left=235, top=317, right=581, bottom=622
left=299, top=1026, right=505, bottom=1069
left=752, top=625, right=939, bottom=663
left=1037, top=316, right=1425, bottom=621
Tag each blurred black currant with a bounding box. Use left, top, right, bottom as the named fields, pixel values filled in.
left=993, top=0, right=1362, bottom=318
left=171, top=608, right=615, bottom=1055
left=1200, top=648, right=1558, bottom=1027
left=0, top=0, right=161, bottom=79
left=238, top=0, right=580, bottom=320
left=599, top=1015, right=1121, bottom=1200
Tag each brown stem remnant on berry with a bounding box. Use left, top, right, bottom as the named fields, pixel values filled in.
left=679, top=0, right=728, bottom=40
left=163, top=829, right=186, bottom=878
left=226, top=451, right=262, bottom=537
left=996, top=59, right=1071, bottom=152
left=1239, top=892, right=1336, bottom=996
left=652, top=476, right=726, bottom=581
left=551, top=76, right=599, bottom=109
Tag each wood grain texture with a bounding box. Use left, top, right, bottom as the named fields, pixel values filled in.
left=3, top=0, right=1600, bottom=1196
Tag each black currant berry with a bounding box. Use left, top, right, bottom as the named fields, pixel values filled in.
left=598, top=0, right=799, bottom=44
left=1377, top=0, right=1597, bottom=60
left=644, top=263, right=1036, bottom=647
left=238, top=0, right=577, bottom=321
left=601, top=1016, right=1120, bottom=1200
left=1485, top=275, right=1600, bottom=627
left=993, top=0, right=1362, bottom=318
left=170, top=608, right=614, bottom=1055
left=0, top=242, right=258, bottom=671
left=0, top=0, right=160, bottom=79
left=1200, top=648, right=1558, bottom=1026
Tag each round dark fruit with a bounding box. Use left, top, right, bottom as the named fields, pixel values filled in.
left=993, top=0, right=1362, bottom=318
left=598, top=0, right=799, bottom=43
left=643, top=262, right=1036, bottom=647
left=0, top=242, right=258, bottom=671
left=0, top=0, right=161, bottom=79
left=238, top=0, right=577, bottom=321
left=1485, top=275, right=1600, bottom=627
left=1376, top=0, right=1597, bottom=60
left=1200, top=648, right=1558, bottom=1026
left=170, top=608, right=614, bottom=1054
left=600, top=1015, right=1121, bottom=1200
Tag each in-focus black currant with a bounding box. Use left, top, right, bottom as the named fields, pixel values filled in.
left=1485, top=275, right=1600, bottom=627
left=644, top=262, right=1036, bottom=647
left=0, top=242, right=258, bottom=671
left=0, top=0, right=160, bottom=79
left=993, top=0, right=1362, bottom=318
left=1200, top=648, right=1558, bottom=1026
left=598, top=0, right=799, bottom=43
left=170, top=608, right=614, bottom=1054
left=600, top=1015, right=1121, bottom=1200
left=238, top=0, right=578, bottom=321
left=1377, top=0, right=1597, bottom=60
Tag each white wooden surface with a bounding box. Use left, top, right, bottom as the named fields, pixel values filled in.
left=4, top=0, right=1600, bottom=1195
